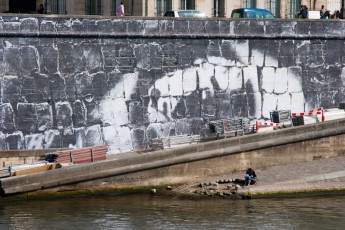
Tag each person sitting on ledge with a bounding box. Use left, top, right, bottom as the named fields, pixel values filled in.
left=37, top=4, right=44, bottom=14
left=244, top=168, right=257, bottom=186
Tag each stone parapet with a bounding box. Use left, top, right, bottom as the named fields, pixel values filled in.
left=0, top=15, right=344, bottom=39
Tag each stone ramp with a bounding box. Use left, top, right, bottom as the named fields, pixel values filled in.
left=2, top=118, right=345, bottom=197
left=237, top=155, right=345, bottom=197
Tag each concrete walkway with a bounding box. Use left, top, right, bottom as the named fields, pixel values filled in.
left=238, top=154, right=345, bottom=196
left=240, top=155, right=345, bottom=197
left=171, top=154, right=345, bottom=198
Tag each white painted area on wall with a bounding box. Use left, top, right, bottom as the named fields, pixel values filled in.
left=215, top=66, right=229, bottom=91
left=169, top=70, right=183, bottom=96
left=262, top=67, right=275, bottom=93
left=275, top=68, right=288, bottom=94
left=183, top=67, right=197, bottom=94
left=95, top=41, right=306, bottom=153
left=198, top=63, right=215, bottom=94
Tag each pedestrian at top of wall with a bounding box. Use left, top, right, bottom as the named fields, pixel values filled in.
left=117, top=1, right=124, bottom=16
left=297, top=5, right=308, bottom=19
left=320, top=5, right=326, bottom=19
left=37, top=4, right=44, bottom=14
left=340, top=7, right=345, bottom=19
left=332, top=10, right=340, bottom=19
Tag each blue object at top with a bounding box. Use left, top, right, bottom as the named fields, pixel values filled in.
left=231, top=8, right=275, bottom=19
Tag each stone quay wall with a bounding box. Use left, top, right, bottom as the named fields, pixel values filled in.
left=0, top=15, right=345, bottom=154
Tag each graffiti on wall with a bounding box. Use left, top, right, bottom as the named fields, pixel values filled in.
left=1, top=24, right=343, bottom=153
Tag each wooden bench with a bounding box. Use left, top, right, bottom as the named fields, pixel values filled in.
left=150, top=135, right=201, bottom=150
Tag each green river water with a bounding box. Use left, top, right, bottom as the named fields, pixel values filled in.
left=1, top=193, right=344, bottom=229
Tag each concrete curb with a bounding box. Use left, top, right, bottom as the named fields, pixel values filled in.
left=238, top=171, right=345, bottom=197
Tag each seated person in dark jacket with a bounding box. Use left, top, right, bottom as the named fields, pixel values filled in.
left=244, top=168, right=257, bottom=186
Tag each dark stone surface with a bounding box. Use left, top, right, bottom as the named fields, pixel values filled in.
left=25, top=134, right=44, bottom=150
left=36, top=103, right=52, bottom=131
left=6, top=132, right=24, bottom=150
left=0, top=16, right=345, bottom=152
left=85, top=125, right=103, bottom=147
left=44, top=130, right=61, bottom=148
left=0, top=103, right=15, bottom=132
left=131, top=128, right=146, bottom=149
left=16, top=103, right=37, bottom=133
left=2, top=76, right=20, bottom=104
left=56, top=102, right=73, bottom=128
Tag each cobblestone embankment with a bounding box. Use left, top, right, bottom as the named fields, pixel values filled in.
left=166, top=154, right=345, bottom=199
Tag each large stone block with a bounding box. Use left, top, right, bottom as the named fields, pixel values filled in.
left=189, top=20, right=206, bottom=35
left=128, top=100, right=143, bottom=125
left=230, top=91, right=250, bottom=118
left=146, top=123, right=163, bottom=140
left=112, top=19, right=127, bottom=34
left=265, top=21, right=295, bottom=36
left=85, top=125, right=104, bottom=147
left=75, top=71, right=92, bottom=99
left=20, top=18, right=38, bottom=33
left=72, top=101, right=86, bottom=127
left=20, top=46, right=39, bottom=76
left=17, top=103, right=37, bottom=133
left=62, top=128, right=76, bottom=148
left=57, top=43, right=86, bottom=74
left=2, top=76, right=20, bottom=104
left=95, top=19, right=113, bottom=34
left=0, top=132, right=6, bottom=150
left=4, top=47, right=20, bottom=76
left=134, top=44, right=150, bottom=70
left=131, top=128, right=146, bottom=150
left=0, top=48, right=4, bottom=77
left=0, top=103, right=15, bottom=132
left=84, top=45, right=103, bottom=73
left=232, top=20, right=265, bottom=36
left=40, top=20, right=56, bottom=33
left=74, top=127, right=86, bottom=148
left=64, top=74, right=76, bottom=101
left=205, top=20, right=220, bottom=36
left=21, top=73, right=50, bottom=103
left=6, top=131, right=24, bottom=150
left=91, top=71, right=107, bottom=101
left=50, top=73, right=67, bottom=102
left=44, top=129, right=61, bottom=148
left=55, top=102, right=73, bottom=128
left=36, top=103, right=53, bottom=131
left=25, top=133, right=44, bottom=150
left=175, top=118, right=191, bottom=135
left=143, top=20, right=159, bottom=35
left=39, top=46, right=58, bottom=74
left=201, top=90, right=217, bottom=118
left=2, top=21, right=20, bottom=33
left=127, top=20, right=144, bottom=35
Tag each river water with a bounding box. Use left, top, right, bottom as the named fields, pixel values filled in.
left=1, top=194, right=345, bottom=230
